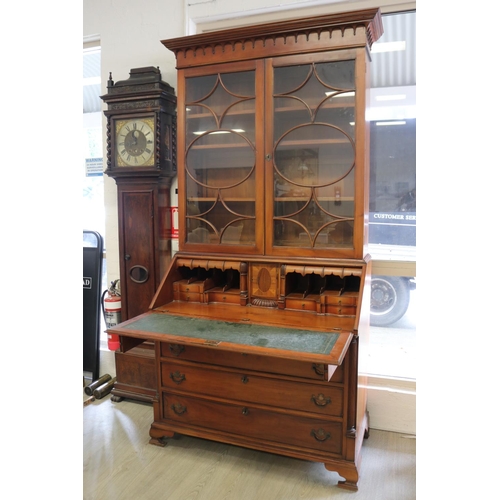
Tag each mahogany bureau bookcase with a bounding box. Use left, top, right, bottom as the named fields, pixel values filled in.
left=108, top=8, right=383, bottom=491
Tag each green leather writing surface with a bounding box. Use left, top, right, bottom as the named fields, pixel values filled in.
left=122, top=313, right=339, bottom=355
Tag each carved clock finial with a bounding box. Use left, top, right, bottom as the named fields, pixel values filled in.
left=107, top=72, right=114, bottom=88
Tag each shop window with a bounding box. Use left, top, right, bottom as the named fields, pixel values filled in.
left=83, top=45, right=105, bottom=238
left=83, top=44, right=107, bottom=346
left=365, top=11, right=416, bottom=379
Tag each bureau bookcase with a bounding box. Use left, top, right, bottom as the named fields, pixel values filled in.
left=108, top=9, right=382, bottom=490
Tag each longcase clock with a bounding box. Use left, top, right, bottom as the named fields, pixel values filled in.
left=101, top=66, right=176, bottom=402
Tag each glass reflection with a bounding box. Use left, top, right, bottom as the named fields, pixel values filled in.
left=184, top=71, right=256, bottom=245
left=273, top=60, right=356, bottom=249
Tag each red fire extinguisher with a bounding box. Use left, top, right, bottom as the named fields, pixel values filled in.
left=101, top=280, right=121, bottom=351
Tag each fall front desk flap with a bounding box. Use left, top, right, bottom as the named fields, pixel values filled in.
left=108, top=310, right=353, bottom=366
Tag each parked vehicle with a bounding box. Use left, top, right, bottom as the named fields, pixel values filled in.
left=370, top=275, right=416, bottom=326
left=368, top=187, right=416, bottom=326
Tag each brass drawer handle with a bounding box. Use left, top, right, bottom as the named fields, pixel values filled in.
left=241, top=375, right=249, bottom=384
left=311, top=393, right=332, bottom=407
left=171, top=403, right=187, bottom=415
left=169, top=344, right=185, bottom=357
left=312, top=364, right=325, bottom=376
left=170, top=371, right=186, bottom=384
left=311, top=428, right=331, bottom=442
left=242, top=407, right=249, bottom=416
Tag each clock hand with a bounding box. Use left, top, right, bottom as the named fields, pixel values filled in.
left=128, top=131, right=138, bottom=147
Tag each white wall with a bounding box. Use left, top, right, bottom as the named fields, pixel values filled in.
left=83, top=0, right=185, bottom=282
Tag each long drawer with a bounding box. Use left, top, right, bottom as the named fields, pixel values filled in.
left=161, top=360, right=344, bottom=417
left=160, top=342, right=343, bottom=383
left=162, top=393, right=343, bottom=455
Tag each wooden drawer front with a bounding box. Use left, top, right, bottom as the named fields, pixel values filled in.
left=323, top=305, right=356, bottom=316
left=205, top=289, right=240, bottom=305
left=173, top=280, right=209, bottom=293
left=321, top=293, right=358, bottom=306
left=161, top=362, right=343, bottom=417
left=115, top=349, right=156, bottom=389
left=285, top=297, right=318, bottom=312
left=160, top=342, right=344, bottom=382
left=163, top=393, right=343, bottom=455
left=173, top=291, right=205, bottom=303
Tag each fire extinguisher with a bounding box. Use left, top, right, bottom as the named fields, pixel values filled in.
left=101, top=280, right=121, bottom=351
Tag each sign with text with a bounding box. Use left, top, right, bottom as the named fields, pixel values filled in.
left=85, top=157, right=103, bottom=177
left=369, top=212, right=416, bottom=246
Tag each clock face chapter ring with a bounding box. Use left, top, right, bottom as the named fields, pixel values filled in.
left=115, top=117, right=155, bottom=167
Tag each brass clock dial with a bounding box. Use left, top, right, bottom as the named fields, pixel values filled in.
left=115, top=117, right=155, bottom=167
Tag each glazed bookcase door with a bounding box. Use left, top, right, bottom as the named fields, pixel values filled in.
left=265, top=51, right=368, bottom=259
left=178, top=61, right=265, bottom=254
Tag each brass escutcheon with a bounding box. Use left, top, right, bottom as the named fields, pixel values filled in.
left=169, top=344, right=185, bottom=357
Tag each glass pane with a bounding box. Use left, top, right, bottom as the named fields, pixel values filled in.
left=185, top=74, right=218, bottom=102
left=273, top=60, right=356, bottom=249
left=362, top=274, right=416, bottom=379
left=369, top=119, right=416, bottom=246
left=364, top=11, right=416, bottom=381
left=368, top=11, right=416, bottom=252
left=184, top=70, right=256, bottom=245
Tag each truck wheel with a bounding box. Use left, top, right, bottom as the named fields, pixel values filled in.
left=370, top=276, right=410, bottom=327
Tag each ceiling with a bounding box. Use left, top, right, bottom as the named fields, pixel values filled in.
left=370, top=11, right=415, bottom=88
left=83, top=11, right=415, bottom=115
